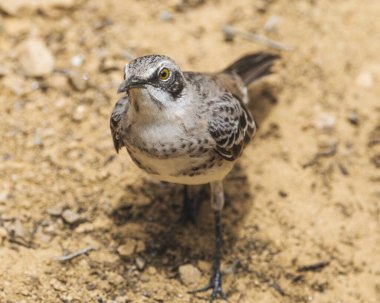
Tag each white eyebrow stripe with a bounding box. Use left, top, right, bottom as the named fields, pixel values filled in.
left=124, top=64, right=129, bottom=78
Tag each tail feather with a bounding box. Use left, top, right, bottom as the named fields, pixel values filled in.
left=223, top=52, right=280, bottom=85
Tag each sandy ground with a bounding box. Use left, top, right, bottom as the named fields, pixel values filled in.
left=1, top=0, right=380, bottom=302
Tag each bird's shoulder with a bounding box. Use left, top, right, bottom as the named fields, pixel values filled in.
left=183, top=71, right=248, bottom=103
left=110, top=94, right=129, bottom=152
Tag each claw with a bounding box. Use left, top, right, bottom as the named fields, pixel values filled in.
left=189, top=271, right=228, bottom=302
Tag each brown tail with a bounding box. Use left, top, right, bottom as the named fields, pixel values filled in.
left=223, top=52, right=280, bottom=85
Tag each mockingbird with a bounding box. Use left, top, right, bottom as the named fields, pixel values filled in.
left=110, top=52, right=279, bottom=302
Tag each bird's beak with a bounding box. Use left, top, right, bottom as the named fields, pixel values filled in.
left=117, top=77, right=147, bottom=93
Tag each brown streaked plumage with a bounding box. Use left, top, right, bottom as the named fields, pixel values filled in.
left=110, top=52, right=279, bottom=302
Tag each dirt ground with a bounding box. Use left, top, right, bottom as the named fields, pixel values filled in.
left=1, top=0, right=379, bottom=302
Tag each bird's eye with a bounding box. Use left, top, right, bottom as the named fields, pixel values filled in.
left=159, top=68, right=170, bottom=80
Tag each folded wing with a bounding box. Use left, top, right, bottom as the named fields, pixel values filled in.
left=208, top=93, right=256, bottom=161
left=110, top=95, right=129, bottom=153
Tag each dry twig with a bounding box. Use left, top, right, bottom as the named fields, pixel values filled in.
left=57, top=246, right=97, bottom=262
left=222, top=25, right=293, bottom=51
left=302, top=143, right=338, bottom=168
left=297, top=261, right=330, bottom=273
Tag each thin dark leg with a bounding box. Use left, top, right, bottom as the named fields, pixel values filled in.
left=179, top=185, right=196, bottom=225
left=189, top=208, right=227, bottom=302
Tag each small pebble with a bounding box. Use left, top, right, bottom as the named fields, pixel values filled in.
left=50, top=278, right=65, bottom=291
left=159, top=10, right=173, bottom=21
left=47, top=206, right=63, bottom=216
left=61, top=209, right=80, bottom=224
left=222, top=24, right=235, bottom=42
left=317, top=135, right=338, bottom=150
left=71, top=55, right=84, bottom=67
left=43, top=0, right=75, bottom=9
left=0, top=0, right=35, bottom=15
left=147, top=266, right=157, bottom=275
left=347, top=111, right=359, bottom=125
left=0, top=191, right=9, bottom=204
left=19, top=38, right=55, bottom=77
left=314, top=113, right=336, bottom=131
left=117, top=239, right=137, bottom=257
left=356, top=71, right=373, bottom=88
left=73, top=105, right=87, bottom=122
left=0, top=227, right=8, bottom=245
left=0, top=66, right=10, bottom=77
left=13, top=219, right=25, bottom=239
left=33, top=129, right=42, bottom=146
left=264, top=15, right=281, bottom=32
left=178, top=264, right=201, bottom=287
left=100, top=57, right=119, bottom=72
left=2, top=74, right=27, bottom=95
left=255, top=0, right=269, bottom=13
left=135, top=257, right=146, bottom=271
left=49, top=73, right=68, bottom=89
left=68, top=72, right=88, bottom=91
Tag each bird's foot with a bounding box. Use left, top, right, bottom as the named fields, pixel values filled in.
left=189, top=271, right=228, bottom=303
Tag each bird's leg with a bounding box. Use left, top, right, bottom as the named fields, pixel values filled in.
left=178, top=185, right=196, bottom=225
left=179, top=185, right=205, bottom=225
left=189, top=181, right=227, bottom=302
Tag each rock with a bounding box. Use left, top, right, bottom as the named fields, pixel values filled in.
left=72, top=105, right=87, bottom=122
left=48, top=73, right=68, bottom=89
left=39, top=0, right=75, bottom=10
left=50, top=278, right=65, bottom=291
left=147, top=266, right=157, bottom=275
left=135, top=240, right=146, bottom=253
left=317, top=135, right=338, bottom=150
left=19, top=38, right=55, bottom=77
left=0, top=227, right=8, bottom=245
left=314, top=113, right=336, bottom=131
left=117, top=239, right=137, bottom=257
left=13, top=219, right=25, bottom=239
left=71, top=54, right=84, bottom=67
left=61, top=209, right=80, bottom=224
left=0, top=66, right=10, bottom=77
left=47, top=206, right=63, bottom=216
left=33, top=129, right=42, bottom=146
left=106, top=272, right=124, bottom=286
left=255, top=0, right=270, bottom=13
left=222, top=24, right=235, bottom=42
left=0, top=0, right=74, bottom=15
left=135, top=257, right=146, bottom=271
left=356, top=71, right=373, bottom=88
left=264, top=15, right=281, bottom=32
left=178, top=264, right=201, bottom=287
left=0, top=0, right=35, bottom=15
left=99, top=57, right=119, bottom=73
left=0, top=190, right=9, bottom=204
left=2, top=74, right=27, bottom=95
left=68, top=72, right=88, bottom=91
left=347, top=111, right=359, bottom=126
left=159, top=10, right=173, bottom=21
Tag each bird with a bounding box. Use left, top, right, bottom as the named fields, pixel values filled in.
left=110, top=52, right=279, bottom=302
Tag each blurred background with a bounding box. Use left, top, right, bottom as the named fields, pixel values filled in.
left=0, top=0, right=379, bottom=302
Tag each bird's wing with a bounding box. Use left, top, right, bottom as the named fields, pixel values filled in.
left=110, top=94, right=129, bottom=153
left=207, top=92, right=256, bottom=161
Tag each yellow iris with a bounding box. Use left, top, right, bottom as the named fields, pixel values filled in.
left=159, top=68, right=170, bottom=80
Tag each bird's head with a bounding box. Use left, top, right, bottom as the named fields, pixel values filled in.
left=117, top=55, right=186, bottom=114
